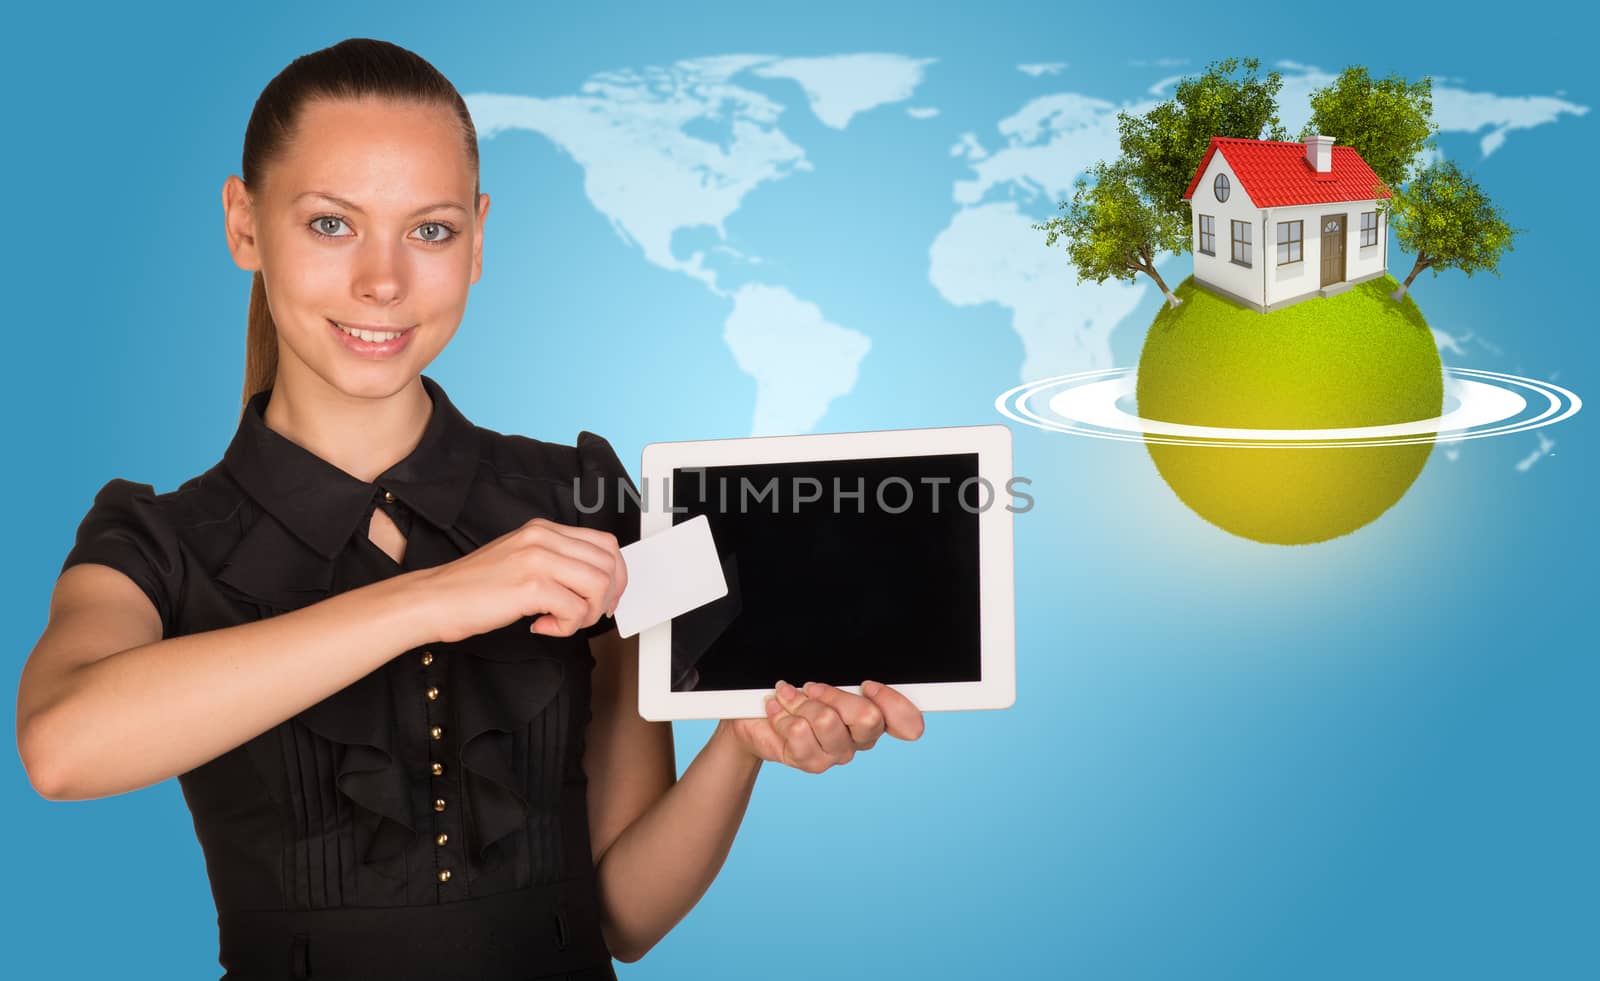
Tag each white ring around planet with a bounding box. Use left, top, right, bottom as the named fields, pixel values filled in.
left=996, top=366, right=1582, bottom=449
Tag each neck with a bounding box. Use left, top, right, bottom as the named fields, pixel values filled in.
left=261, top=362, right=433, bottom=483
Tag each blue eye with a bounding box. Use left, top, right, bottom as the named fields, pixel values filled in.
left=415, top=222, right=456, bottom=244
left=311, top=215, right=351, bottom=237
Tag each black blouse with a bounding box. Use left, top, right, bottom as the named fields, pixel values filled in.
left=58, top=374, right=641, bottom=981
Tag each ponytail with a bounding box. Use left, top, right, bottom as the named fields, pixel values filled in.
left=241, top=271, right=278, bottom=415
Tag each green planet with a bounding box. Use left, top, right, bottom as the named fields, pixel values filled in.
left=1136, top=274, right=1444, bottom=544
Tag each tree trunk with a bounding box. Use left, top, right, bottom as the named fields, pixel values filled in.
left=1144, top=265, right=1181, bottom=308
left=1392, top=255, right=1430, bottom=301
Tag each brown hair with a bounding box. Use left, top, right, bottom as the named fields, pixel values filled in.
left=237, top=37, right=481, bottom=413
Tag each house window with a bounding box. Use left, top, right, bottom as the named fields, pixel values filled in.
left=1360, top=211, right=1378, bottom=247
left=1230, top=219, right=1251, bottom=267
left=1276, top=220, right=1303, bottom=265
left=1214, top=173, right=1230, bottom=202
left=1198, top=215, right=1215, bottom=255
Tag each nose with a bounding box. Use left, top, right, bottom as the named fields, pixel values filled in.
left=351, top=237, right=407, bottom=305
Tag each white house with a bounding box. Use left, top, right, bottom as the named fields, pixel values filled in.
left=1182, top=135, right=1391, bottom=313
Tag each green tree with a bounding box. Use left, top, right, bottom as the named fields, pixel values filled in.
left=1116, top=57, right=1289, bottom=244
left=1299, top=66, right=1436, bottom=189
left=1033, top=158, right=1184, bottom=308
left=1386, top=159, right=1521, bottom=301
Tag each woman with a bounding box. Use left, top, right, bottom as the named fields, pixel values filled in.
left=17, top=37, right=923, bottom=981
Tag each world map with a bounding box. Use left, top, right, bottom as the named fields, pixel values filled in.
left=464, top=55, right=1585, bottom=437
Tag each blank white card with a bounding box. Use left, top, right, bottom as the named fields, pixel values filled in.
left=612, top=513, right=728, bottom=638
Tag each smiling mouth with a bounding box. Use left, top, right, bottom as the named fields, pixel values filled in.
left=330, top=321, right=415, bottom=342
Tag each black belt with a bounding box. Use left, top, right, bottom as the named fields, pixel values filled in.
left=216, top=876, right=617, bottom=980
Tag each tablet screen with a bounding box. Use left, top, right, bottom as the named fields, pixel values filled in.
left=666, top=452, right=982, bottom=693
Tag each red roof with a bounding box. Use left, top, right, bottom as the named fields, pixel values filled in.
left=1182, top=137, right=1391, bottom=207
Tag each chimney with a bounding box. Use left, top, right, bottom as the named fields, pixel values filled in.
left=1305, top=135, right=1335, bottom=173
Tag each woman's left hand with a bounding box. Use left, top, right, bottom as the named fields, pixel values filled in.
left=726, top=680, right=925, bottom=772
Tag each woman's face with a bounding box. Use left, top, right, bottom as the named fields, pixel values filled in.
left=225, top=96, right=489, bottom=400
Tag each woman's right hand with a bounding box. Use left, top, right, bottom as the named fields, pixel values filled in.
left=415, top=517, right=628, bottom=643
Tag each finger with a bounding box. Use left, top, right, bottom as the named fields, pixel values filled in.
left=801, top=682, right=886, bottom=750
left=519, top=524, right=618, bottom=625
left=536, top=556, right=612, bottom=629
left=527, top=579, right=592, bottom=637
left=524, top=521, right=621, bottom=599
left=765, top=688, right=828, bottom=772
left=536, top=522, right=629, bottom=615
left=774, top=713, right=830, bottom=773
left=742, top=712, right=788, bottom=762
left=772, top=681, right=853, bottom=765
left=860, top=681, right=926, bottom=741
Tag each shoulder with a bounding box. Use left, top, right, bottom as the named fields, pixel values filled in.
left=66, top=463, right=243, bottom=547
left=59, top=463, right=242, bottom=637
left=470, top=426, right=639, bottom=546
left=472, top=425, right=631, bottom=485
left=62, top=461, right=255, bottom=584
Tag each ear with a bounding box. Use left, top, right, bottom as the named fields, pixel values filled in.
left=222, top=175, right=263, bottom=273
left=470, top=191, right=490, bottom=285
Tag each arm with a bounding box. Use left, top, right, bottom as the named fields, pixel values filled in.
left=17, top=562, right=440, bottom=801
left=583, top=626, right=762, bottom=964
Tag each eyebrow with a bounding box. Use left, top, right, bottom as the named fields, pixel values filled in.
left=295, top=191, right=470, bottom=217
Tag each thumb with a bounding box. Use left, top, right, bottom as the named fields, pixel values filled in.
left=734, top=716, right=784, bottom=764
left=529, top=613, right=565, bottom=635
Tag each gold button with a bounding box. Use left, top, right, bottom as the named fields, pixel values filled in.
left=434, top=798, right=447, bottom=812
left=420, top=651, right=433, bottom=666
left=430, top=726, right=443, bottom=740
left=383, top=490, right=395, bottom=503
left=437, top=869, right=452, bottom=883
left=431, top=761, right=444, bottom=776
left=436, top=832, right=449, bottom=846
left=426, top=686, right=440, bottom=701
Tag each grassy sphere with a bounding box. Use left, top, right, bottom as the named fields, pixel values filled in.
left=1136, top=274, right=1443, bottom=545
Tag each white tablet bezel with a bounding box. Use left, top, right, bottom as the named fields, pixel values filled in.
left=634, top=424, right=1015, bottom=721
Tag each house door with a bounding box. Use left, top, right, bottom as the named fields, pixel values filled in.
left=1320, top=214, right=1346, bottom=287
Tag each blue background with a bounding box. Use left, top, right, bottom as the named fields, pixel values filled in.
left=3, top=1, right=1593, bottom=977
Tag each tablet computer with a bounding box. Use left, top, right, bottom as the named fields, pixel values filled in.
left=634, top=424, right=1016, bottom=721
